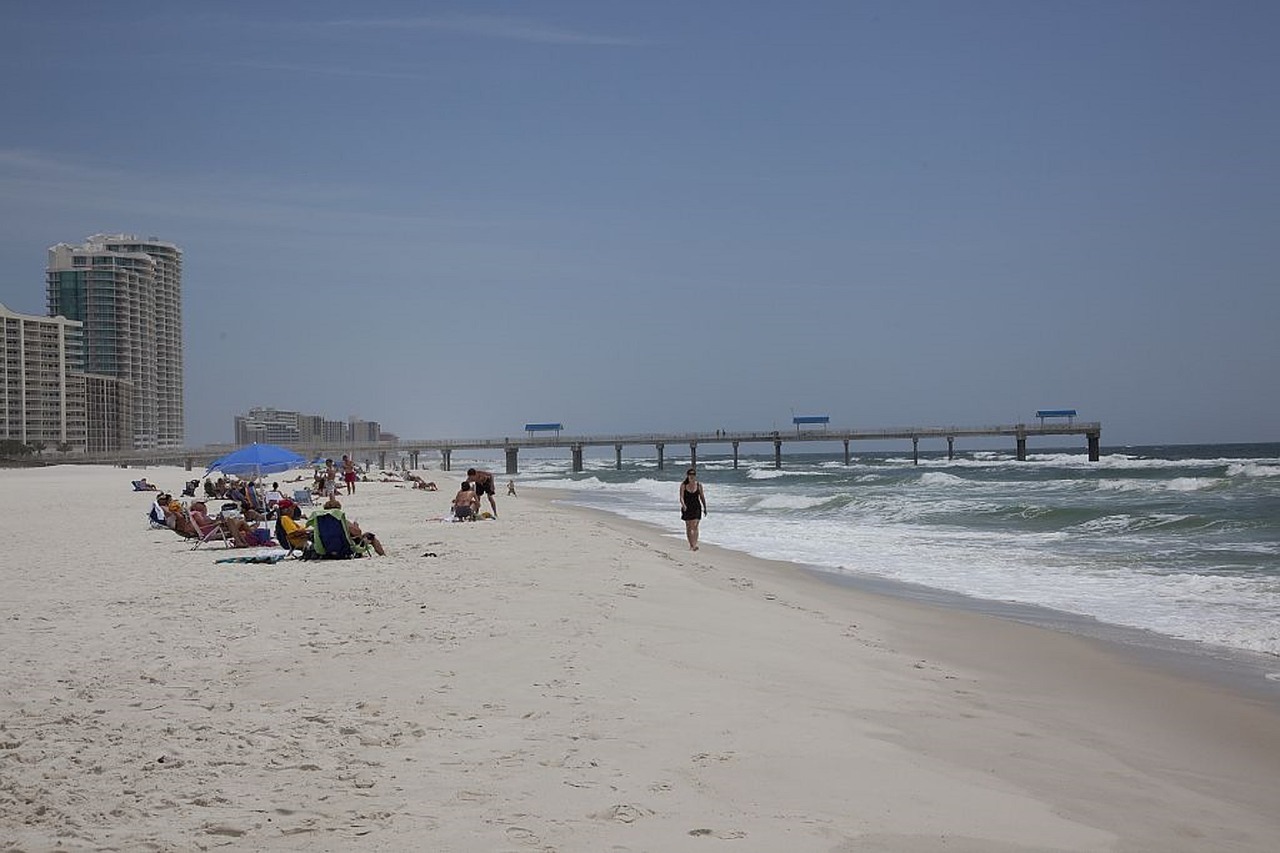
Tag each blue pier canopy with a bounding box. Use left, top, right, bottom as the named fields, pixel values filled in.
left=525, top=422, right=564, bottom=435
left=793, top=416, right=830, bottom=433
left=1035, top=409, right=1077, bottom=419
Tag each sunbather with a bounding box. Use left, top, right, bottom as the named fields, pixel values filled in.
left=192, top=502, right=272, bottom=547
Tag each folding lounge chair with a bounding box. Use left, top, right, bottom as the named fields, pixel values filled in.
left=301, top=510, right=364, bottom=560
left=292, top=489, right=314, bottom=507
left=275, top=515, right=310, bottom=558
left=188, top=508, right=233, bottom=550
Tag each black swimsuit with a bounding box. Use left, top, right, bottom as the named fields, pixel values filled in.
left=681, top=485, right=703, bottom=521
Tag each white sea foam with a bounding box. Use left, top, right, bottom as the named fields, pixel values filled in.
left=1227, top=462, right=1280, bottom=478
left=918, top=472, right=967, bottom=487
left=1165, top=477, right=1219, bottom=492
left=746, top=468, right=831, bottom=479
left=1095, top=477, right=1220, bottom=493
left=750, top=494, right=831, bottom=511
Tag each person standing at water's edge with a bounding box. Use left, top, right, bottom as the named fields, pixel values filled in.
left=680, top=468, right=707, bottom=551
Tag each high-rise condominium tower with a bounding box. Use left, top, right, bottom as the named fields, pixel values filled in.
left=46, top=234, right=184, bottom=449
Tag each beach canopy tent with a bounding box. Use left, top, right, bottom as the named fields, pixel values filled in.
left=206, top=443, right=307, bottom=479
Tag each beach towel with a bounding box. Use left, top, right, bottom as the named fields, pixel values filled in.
left=215, top=548, right=289, bottom=565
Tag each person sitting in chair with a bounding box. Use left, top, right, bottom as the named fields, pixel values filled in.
left=313, top=498, right=385, bottom=556
left=150, top=493, right=175, bottom=529
left=189, top=501, right=222, bottom=539
left=276, top=501, right=312, bottom=551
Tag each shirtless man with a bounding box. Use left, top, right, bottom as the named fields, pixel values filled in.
left=450, top=482, right=475, bottom=521
left=466, top=468, right=498, bottom=518
left=341, top=455, right=357, bottom=495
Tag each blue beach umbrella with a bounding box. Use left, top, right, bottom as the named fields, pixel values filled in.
left=206, top=443, right=307, bottom=479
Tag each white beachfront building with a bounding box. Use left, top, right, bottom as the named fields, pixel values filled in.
left=0, top=300, right=87, bottom=451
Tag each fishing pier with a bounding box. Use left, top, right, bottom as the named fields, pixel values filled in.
left=402, top=418, right=1102, bottom=474
left=82, top=417, right=1101, bottom=475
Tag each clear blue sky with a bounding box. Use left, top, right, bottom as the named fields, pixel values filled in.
left=2, top=1, right=1277, bottom=447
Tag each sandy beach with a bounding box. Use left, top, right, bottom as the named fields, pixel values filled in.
left=2, top=464, right=1278, bottom=852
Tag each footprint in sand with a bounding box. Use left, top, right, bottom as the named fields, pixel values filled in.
left=591, top=803, right=654, bottom=823
left=689, top=827, right=747, bottom=839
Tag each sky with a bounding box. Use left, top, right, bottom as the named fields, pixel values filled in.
left=1, top=1, right=1277, bottom=449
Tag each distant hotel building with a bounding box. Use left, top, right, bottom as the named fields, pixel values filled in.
left=234, top=407, right=391, bottom=446
left=0, top=301, right=87, bottom=449
left=46, top=234, right=183, bottom=450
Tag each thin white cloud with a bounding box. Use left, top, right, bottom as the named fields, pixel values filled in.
left=227, top=59, right=432, bottom=81
left=0, top=148, right=540, bottom=241
left=0, top=148, right=105, bottom=177
left=319, top=14, right=644, bottom=46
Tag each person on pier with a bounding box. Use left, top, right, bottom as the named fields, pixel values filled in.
left=680, top=468, right=707, bottom=551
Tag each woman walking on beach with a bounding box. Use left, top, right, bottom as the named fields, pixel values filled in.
left=680, top=468, right=707, bottom=551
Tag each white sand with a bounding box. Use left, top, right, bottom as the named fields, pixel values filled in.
left=2, top=464, right=1279, bottom=851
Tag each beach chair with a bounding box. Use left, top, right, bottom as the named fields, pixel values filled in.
left=147, top=502, right=170, bottom=530
left=274, top=513, right=311, bottom=558
left=187, top=508, right=233, bottom=550
left=292, top=489, right=314, bottom=507
left=301, top=509, right=364, bottom=560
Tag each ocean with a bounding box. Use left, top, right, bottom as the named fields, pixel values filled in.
left=506, top=443, right=1280, bottom=664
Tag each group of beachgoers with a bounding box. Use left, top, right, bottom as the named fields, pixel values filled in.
left=305, top=456, right=363, bottom=498
left=148, top=487, right=279, bottom=548
left=146, top=472, right=384, bottom=557
left=147, top=461, right=705, bottom=552
left=448, top=468, right=514, bottom=522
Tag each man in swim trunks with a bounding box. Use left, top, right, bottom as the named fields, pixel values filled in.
left=466, top=468, right=498, bottom=518
left=341, top=455, right=357, bottom=495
